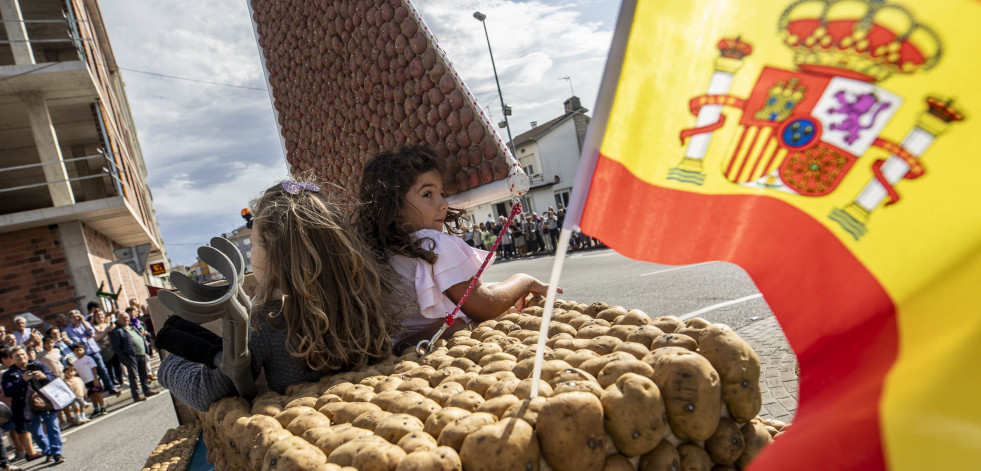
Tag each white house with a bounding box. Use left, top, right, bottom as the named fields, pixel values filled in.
left=464, top=96, right=590, bottom=224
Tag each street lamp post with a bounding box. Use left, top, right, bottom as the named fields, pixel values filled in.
left=473, top=11, right=515, bottom=153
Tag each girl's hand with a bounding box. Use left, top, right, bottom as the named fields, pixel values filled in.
left=514, top=278, right=563, bottom=311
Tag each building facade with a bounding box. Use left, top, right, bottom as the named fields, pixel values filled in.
left=466, top=96, right=590, bottom=222
left=0, top=0, right=167, bottom=323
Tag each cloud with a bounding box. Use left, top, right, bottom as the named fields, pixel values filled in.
left=97, top=0, right=619, bottom=265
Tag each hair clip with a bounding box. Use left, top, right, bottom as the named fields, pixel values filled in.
left=281, top=180, right=321, bottom=195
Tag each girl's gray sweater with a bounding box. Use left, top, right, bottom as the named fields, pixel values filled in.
left=157, top=310, right=322, bottom=411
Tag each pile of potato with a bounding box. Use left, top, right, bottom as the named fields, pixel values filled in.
left=249, top=0, right=511, bottom=196
left=142, top=423, right=201, bottom=471
left=195, top=299, right=788, bottom=470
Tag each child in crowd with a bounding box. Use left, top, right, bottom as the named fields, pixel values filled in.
left=355, top=147, right=561, bottom=352
left=62, top=366, right=89, bottom=425
left=156, top=179, right=405, bottom=411
left=71, top=344, right=106, bottom=417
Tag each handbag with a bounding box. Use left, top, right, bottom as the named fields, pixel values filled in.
left=29, top=389, right=54, bottom=412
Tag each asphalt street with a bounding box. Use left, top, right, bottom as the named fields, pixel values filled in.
left=13, top=390, right=178, bottom=471
left=482, top=247, right=776, bottom=330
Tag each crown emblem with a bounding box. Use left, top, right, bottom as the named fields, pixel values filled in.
left=717, top=37, right=753, bottom=60
left=778, top=0, right=942, bottom=82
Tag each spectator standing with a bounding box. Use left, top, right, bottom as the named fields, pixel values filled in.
left=512, top=222, right=526, bottom=257
left=61, top=366, right=88, bottom=425
left=109, top=311, right=159, bottom=402
left=90, top=311, right=123, bottom=389
left=64, top=310, right=119, bottom=397
left=463, top=224, right=475, bottom=247
left=546, top=209, right=559, bottom=254
left=0, top=347, right=33, bottom=467
left=11, top=318, right=35, bottom=346
left=473, top=223, right=486, bottom=251
left=36, top=337, right=63, bottom=379
left=480, top=224, right=496, bottom=253
left=70, top=344, right=106, bottom=417
left=500, top=220, right=514, bottom=260
left=0, top=346, right=65, bottom=464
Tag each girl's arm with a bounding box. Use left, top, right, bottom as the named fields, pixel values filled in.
left=445, top=273, right=561, bottom=321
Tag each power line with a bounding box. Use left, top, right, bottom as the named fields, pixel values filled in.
left=117, top=67, right=267, bottom=91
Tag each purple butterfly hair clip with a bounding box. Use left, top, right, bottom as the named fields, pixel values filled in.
left=281, top=180, right=321, bottom=195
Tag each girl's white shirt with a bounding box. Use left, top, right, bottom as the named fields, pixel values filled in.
left=388, top=229, right=495, bottom=342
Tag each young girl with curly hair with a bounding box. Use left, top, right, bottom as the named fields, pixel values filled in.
left=157, top=180, right=405, bottom=411
left=355, top=147, right=560, bottom=352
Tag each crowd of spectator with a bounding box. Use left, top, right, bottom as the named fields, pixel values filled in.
left=0, top=299, right=159, bottom=469
left=462, top=205, right=602, bottom=261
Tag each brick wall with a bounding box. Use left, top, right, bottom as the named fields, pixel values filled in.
left=0, top=226, right=76, bottom=324
left=83, top=224, right=149, bottom=309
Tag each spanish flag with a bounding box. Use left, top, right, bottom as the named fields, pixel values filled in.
left=564, top=0, right=981, bottom=469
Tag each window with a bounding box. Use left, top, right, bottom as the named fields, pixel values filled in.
left=555, top=190, right=570, bottom=209
left=519, top=154, right=538, bottom=176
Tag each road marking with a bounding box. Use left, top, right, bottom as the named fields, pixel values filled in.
left=571, top=250, right=615, bottom=259
left=639, top=261, right=717, bottom=277
left=62, top=390, right=170, bottom=437
left=679, top=293, right=764, bottom=320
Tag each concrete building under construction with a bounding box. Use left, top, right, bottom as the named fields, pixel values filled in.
left=0, top=0, right=168, bottom=324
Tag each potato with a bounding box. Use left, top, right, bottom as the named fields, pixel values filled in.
left=648, top=348, right=722, bottom=442
left=602, top=454, right=635, bottom=471
left=513, top=378, right=553, bottom=399
left=405, top=366, right=438, bottom=383
left=444, top=390, right=484, bottom=412
left=428, top=382, right=466, bottom=405
left=340, top=384, right=376, bottom=403
left=460, top=418, right=540, bottom=471
left=301, top=426, right=336, bottom=446
left=563, top=349, right=600, bottom=368
left=326, top=435, right=389, bottom=467
left=638, top=440, right=681, bottom=471
left=396, top=378, right=432, bottom=395
left=606, top=325, right=640, bottom=342
left=613, top=341, right=649, bottom=360
left=625, top=325, right=666, bottom=348
left=677, top=443, right=712, bottom=471
left=649, top=316, right=684, bottom=333
left=568, top=315, right=594, bottom=330
left=476, top=394, right=521, bottom=419
left=481, top=360, right=518, bottom=374
left=395, top=447, right=462, bottom=471
left=375, top=413, right=426, bottom=443
left=286, top=411, right=333, bottom=436
left=580, top=352, right=635, bottom=377
left=359, top=375, right=388, bottom=389
left=314, top=426, right=374, bottom=457
left=501, top=397, right=547, bottom=427
left=441, top=372, right=479, bottom=387
left=448, top=357, right=479, bottom=372
left=447, top=337, right=479, bottom=349
left=685, top=317, right=712, bottom=329
left=537, top=392, right=606, bottom=471
left=467, top=371, right=516, bottom=397
left=576, top=324, right=609, bottom=340
left=552, top=381, right=605, bottom=397
left=325, top=382, right=358, bottom=398
left=485, top=377, right=520, bottom=398
left=262, top=436, right=327, bottom=471
left=446, top=345, right=471, bottom=359
left=704, top=418, right=743, bottom=466
left=736, top=419, right=773, bottom=469
left=397, top=431, right=438, bottom=453
left=465, top=343, right=503, bottom=363
left=424, top=407, right=471, bottom=438
left=583, top=302, right=611, bottom=317
left=251, top=429, right=293, bottom=470
left=351, top=410, right=393, bottom=431
left=315, top=394, right=343, bottom=410
left=393, top=396, right=441, bottom=423
left=352, top=440, right=407, bottom=471
left=616, top=310, right=651, bottom=326
left=596, top=359, right=655, bottom=389
left=275, top=407, right=321, bottom=428
left=596, top=307, right=627, bottom=322
left=651, top=333, right=698, bottom=351
left=430, top=367, right=466, bottom=385
left=585, top=336, right=622, bottom=355
left=321, top=402, right=383, bottom=424
left=698, top=325, right=762, bottom=423
left=372, top=390, right=409, bottom=410
left=601, top=373, right=668, bottom=457
left=437, top=412, right=497, bottom=451
left=285, top=396, right=320, bottom=409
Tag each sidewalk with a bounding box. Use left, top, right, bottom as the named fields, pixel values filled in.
left=735, top=316, right=799, bottom=424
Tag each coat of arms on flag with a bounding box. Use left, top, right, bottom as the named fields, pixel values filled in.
left=667, top=0, right=964, bottom=240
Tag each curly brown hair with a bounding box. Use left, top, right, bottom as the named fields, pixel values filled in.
left=250, top=181, right=405, bottom=373
left=355, top=146, right=462, bottom=265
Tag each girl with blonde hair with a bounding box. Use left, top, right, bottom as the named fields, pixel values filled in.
left=157, top=180, right=404, bottom=411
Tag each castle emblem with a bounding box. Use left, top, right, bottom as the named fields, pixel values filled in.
left=668, top=0, right=965, bottom=240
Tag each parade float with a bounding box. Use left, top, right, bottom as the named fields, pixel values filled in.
left=143, top=0, right=788, bottom=470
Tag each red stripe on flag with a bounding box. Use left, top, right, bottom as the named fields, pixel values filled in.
left=725, top=127, right=751, bottom=179
left=580, top=155, right=897, bottom=470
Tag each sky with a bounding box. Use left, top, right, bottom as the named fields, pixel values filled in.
left=97, top=0, right=621, bottom=266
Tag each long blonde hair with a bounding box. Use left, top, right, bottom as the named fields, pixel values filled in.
left=250, top=181, right=404, bottom=372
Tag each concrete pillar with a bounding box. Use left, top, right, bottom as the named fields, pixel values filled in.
left=57, top=221, right=99, bottom=313
left=19, top=91, right=75, bottom=206
left=0, top=0, right=35, bottom=65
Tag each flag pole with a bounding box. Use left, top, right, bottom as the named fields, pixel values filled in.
left=529, top=0, right=638, bottom=398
